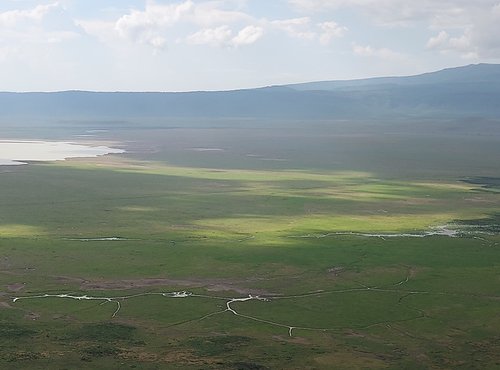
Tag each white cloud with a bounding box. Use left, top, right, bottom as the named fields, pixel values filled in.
left=186, top=25, right=263, bottom=47
left=75, top=19, right=114, bottom=43
left=186, top=25, right=233, bottom=46
left=186, top=1, right=251, bottom=27
left=426, top=1, right=500, bottom=59
left=271, top=17, right=315, bottom=40
left=0, top=2, right=59, bottom=27
left=112, top=1, right=193, bottom=48
left=77, top=1, right=347, bottom=51
left=288, top=0, right=335, bottom=12
left=114, top=1, right=193, bottom=38
left=426, top=31, right=449, bottom=49
left=318, top=21, right=347, bottom=45
left=231, top=25, right=264, bottom=46
left=289, top=0, right=498, bottom=27
left=426, top=29, right=477, bottom=59
left=78, top=0, right=255, bottom=50
left=468, top=4, right=500, bottom=58
left=448, top=32, right=472, bottom=51
left=0, top=2, right=79, bottom=46
left=352, top=43, right=407, bottom=60
left=270, top=17, right=346, bottom=44
left=291, top=0, right=500, bottom=58
left=148, top=35, right=167, bottom=50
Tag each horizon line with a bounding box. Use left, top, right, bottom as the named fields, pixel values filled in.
left=1, top=63, right=495, bottom=94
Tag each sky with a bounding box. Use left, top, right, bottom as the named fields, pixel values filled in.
left=1, top=0, right=499, bottom=92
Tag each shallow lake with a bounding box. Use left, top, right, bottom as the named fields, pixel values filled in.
left=0, top=140, right=124, bottom=165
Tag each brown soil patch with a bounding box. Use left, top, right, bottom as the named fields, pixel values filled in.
left=314, top=352, right=389, bottom=369
left=408, top=266, right=419, bottom=278
left=119, top=349, right=219, bottom=366
left=53, top=275, right=88, bottom=285
left=0, top=301, right=13, bottom=309
left=161, top=351, right=220, bottom=365
left=24, top=312, right=40, bottom=320
left=7, top=283, right=25, bottom=292
left=345, top=330, right=366, bottom=338
left=272, top=335, right=310, bottom=345
left=78, top=277, right=275, bottom=295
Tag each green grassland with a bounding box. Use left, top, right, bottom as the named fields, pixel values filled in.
left=0, top=121, right=499, bottom=369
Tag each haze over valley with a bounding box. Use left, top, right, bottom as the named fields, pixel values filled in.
left=2, top=64, right=500, bottom=121
left=1, top=1, right=500, bottom=368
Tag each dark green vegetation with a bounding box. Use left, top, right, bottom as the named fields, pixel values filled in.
left=0, top=116, right=499, bottom=369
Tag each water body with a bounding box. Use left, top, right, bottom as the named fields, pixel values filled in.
left=0, top=140, right=124, bottom=165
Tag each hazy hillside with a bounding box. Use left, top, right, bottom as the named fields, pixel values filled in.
left=1, top=64, right=499, bottom=120
left=287, top=63, right=500, bottom=90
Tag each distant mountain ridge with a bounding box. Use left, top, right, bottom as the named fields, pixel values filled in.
left=1, top=64, right=499, bottom=120
left=285, top=63, right=500, bottom=91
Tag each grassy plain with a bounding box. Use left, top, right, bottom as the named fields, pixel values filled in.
left=0, top=120, right=499, bottom=369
